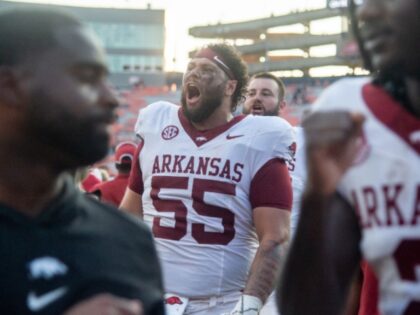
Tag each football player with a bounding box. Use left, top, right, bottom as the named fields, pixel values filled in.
left=121, top=43, right=296, bottom=315
left=90, top=142, right=137, bottom=206
left=243, top=72, right=307, bottom=236
left=243, top=73, right=307, bottom=315
left=278, top=0, right=420, bottom=314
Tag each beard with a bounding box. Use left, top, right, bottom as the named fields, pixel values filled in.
left=243, top=103, right=280, bottom=116
left=181, top=82, right=226, bottom=123
left=263, top=105, right=280, bottom=116
left=25, top=88, right=110, bottom=170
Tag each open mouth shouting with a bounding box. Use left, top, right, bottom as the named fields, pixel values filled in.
left=251, top=103, right=265, bottom=115
left=186, top=83, right=201, bottom=106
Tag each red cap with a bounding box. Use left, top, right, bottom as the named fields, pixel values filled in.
left=115, top=141, right=137, bottom=164
left=81, top=172, right=102, bottom=193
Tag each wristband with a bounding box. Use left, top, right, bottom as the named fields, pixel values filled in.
left=224, top=294, right=263, bottom=315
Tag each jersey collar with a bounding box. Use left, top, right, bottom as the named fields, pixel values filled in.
left=178, top=107, right=246, bottom=147
left=363, top=83, right=420, bottom=155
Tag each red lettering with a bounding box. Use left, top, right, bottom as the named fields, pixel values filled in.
left=393, top=239, right=420, bottom=314
left=232, top=163, right=244, bottom=183
left=287, top=158, right=296, bottom=172
left=219, top=160, right=231, bottom=180
left=197, top=157, right=210, bottom=175
left=383, top=184, right=405, bottom=226
left=355, top=184, right=420, bottom=229
left=363, top=187, right=381, bottom=227
left=162, top=154, right=172, bottom=173
left=191, top=178, right=236, bottom=245
left=183, top=156, right=195, bottom=174
left=152, top=156, right=160, bottom=174
left=209, top=158, right=221, bottom=176
left=151, top=176, right=188, bottom=240
left=172, top=155, right=186, bottom=173
left=152, top=155, right=246, bottom=183
left=151, top=176, right=236, bottom=245
left=410, top=185, right=420, bottom=226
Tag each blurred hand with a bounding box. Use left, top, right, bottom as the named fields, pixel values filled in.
left=302, top=110, right=365, bottom=195
left=63, top=293, right=143, bottom=315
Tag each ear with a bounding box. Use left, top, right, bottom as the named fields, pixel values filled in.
left=0, top=66, right=22, bottom=107
left=278, top=100, right=287, bottom=115
left=224, top=80, right=238, bottom=97
left=279, top=100, right=287, bottom=110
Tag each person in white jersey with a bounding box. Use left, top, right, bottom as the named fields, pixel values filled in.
left=279, top=0, right=420, bottom=315
left=243, top=72, right=306, bottom=236
left=120, top=43, right=296, bottom=315
left=243, top=72, right=306, bottom=315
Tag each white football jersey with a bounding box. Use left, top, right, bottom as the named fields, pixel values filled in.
left=288, top=126, right=307, bottom=236
left=135, top=101, right=295, bottom=298
left=313, top=78, right=420, bottom=315
left=260, top=126, right=307, bottom=315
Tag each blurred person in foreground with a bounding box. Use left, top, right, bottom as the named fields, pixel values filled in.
left=245, top=73, right=362, bottom=315
left=243, top=73, right=306, bottom=315
left=278, top=0, right=420, bottom=315
left=120, top=43, right=295, bottom=315
left=0, top=9, right=164, bottom=315
left=91, top=141, right=137, bottom=206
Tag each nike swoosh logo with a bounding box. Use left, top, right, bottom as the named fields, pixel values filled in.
left=27, top=287, right=67, bottom=312
left=226, top=134, right=244, bottom=140
left=213, top=55, right=229, bottom=69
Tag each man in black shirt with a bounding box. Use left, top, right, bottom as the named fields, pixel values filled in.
left=0, top=8, right=164, bottom=315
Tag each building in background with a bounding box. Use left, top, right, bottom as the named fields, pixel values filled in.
left=0, top=0, right=165, bottom=88
left=189, top=5, right=362, bottom=78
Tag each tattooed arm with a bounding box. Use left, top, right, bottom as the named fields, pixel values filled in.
left=222, top=158, right=292, bottom=315
left=245, top=207, right=290, bottom=302
left=222, top=207, right=290, bottom=315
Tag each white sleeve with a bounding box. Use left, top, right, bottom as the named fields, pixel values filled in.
left=134, top=101, right=176, bottom=137
left=289, top=127, right=306, bottom=237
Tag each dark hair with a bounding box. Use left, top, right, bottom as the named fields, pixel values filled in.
left=116, top=162, right=132, bottom=174
left=205, top=43, right=249, bottom=112
left=0, top=9, right=82, bottom=66
left=251, top=72, right=286, bottom=101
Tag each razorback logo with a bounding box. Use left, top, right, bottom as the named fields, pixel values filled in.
left=161, top=125, right=179, bottom=140
left=195, top=136, right=207, bottom=142
left=165, top=296, right=183, bottom=305
left=28, top=257, right=68, bottom=280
